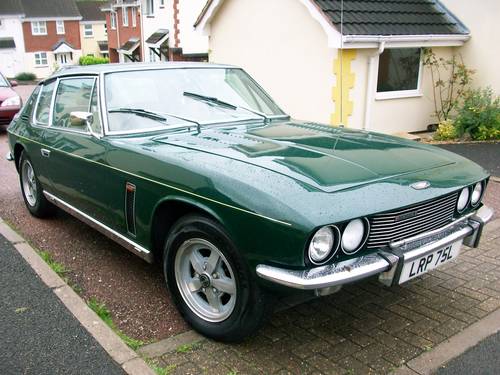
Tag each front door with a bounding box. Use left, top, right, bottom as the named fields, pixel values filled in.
left=41, top=76, right=114, bottom=227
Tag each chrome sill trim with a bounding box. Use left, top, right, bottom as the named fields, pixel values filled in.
left=389, top=211, right=475, bottom=249
left=256, top=254, right=392, bottom=290
left=43, top=191, right=153, bottom=263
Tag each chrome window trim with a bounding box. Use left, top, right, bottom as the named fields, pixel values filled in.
left=31, top=81, right=56, bottom=128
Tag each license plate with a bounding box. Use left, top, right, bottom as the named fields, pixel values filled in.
left=398, top=240, right=462, bottom=284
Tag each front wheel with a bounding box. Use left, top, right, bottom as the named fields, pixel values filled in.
left=163, top=214, right=269, bottom=342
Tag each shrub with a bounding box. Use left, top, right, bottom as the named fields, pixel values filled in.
left=79, top=56, right=110, bottom=66
left=454, top=88, right=500, bottom=140
left=15, top=72, right=37, bottom=81
left=434, top=119, right=458, bottom=141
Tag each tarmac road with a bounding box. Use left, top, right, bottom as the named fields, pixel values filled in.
left=0, top=233, right=124, bottom=375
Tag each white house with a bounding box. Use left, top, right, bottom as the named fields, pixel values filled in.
left=195, top=0, right=473, bottom=134
left=0, top=1, right=26, bottom=77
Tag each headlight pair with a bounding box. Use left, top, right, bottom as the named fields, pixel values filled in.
left=457, top=181, right=485, bottom=213
left=308, top=218, right=369, bottom=265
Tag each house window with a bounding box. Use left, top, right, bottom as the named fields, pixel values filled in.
left=376, top=48, right=422, bottom=99
left=160, top=0, right=165, bottom=6
left=122, top=6, right=128, bottom=26
left=104, top=23, right=107, bottom=35
left=34, top=52, right=48, bottom=66
left=56, top=20, right=65, bottom=34
left=146, top=0, right=154, bottom=15
left=149, top=48, right=158, bottom=62
left=84, top=24, right=93, bottom=37
left=111, top=12, right=116, bottom=29
left=31, top=21, right=47, bottom=35
left=131, top=7, right=136, bottom=27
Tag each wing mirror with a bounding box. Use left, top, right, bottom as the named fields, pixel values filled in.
left=70, top=111, right=93, bottom=130
left=9, top=80, right=18, bottom=87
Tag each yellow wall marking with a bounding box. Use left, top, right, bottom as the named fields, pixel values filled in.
left=331, top=49, right=356, bottom=126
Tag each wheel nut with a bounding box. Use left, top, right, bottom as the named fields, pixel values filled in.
left=212, top=273, right=218, bottom=279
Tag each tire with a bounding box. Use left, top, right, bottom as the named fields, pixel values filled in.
left=19, top=151, right=54, bottom=218
left=163, top=214, right=269, bottom=342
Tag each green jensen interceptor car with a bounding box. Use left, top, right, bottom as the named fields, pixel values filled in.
left=7, top=63, right=493, bottom=341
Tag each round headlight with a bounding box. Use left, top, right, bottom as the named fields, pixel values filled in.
left=471, top=182, right=483, bottom=206
left=308, top=226, right=338, bottom=264
left=457, top=187, right=470, bottom=212
left=341, top=218, right=368, bottom=254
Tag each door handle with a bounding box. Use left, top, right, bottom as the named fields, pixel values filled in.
left=41, top=149, right=51, bottom=158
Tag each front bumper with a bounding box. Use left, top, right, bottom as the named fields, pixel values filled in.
left=256, top=205, right=494, bottom=292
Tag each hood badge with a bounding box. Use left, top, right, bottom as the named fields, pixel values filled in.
left=410, top=181, right=431, bottom=190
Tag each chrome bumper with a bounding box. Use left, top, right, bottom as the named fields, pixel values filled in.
left=256, top=205, right=494, bottom=292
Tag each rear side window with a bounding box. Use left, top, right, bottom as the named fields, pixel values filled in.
left=52, top=78, right=95, bottom=131
left=22, top=85, right=40, bottom=119
left=34, top=81, right=55, bottom=125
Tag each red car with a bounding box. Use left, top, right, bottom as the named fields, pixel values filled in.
left=0, top=72, right=22, bottom=127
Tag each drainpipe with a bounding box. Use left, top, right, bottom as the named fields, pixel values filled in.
left=139, top=1, right=145, bottom=61
left=115, top=7, right=121, bottom=62
left=363, top=41, right=385, bottom=131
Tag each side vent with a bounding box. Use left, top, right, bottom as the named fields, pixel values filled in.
left=125, top=182, right=136, bottom=236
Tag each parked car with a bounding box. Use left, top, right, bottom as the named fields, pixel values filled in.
left=0, top=72, right=22, bottom=127
left=7, top=63, right=493, bottom=341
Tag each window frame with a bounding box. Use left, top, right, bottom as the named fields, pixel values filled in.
left=110, top=12, right=116, bottom=29
left=50, top=76, right=103, bottom=137
left=31, top=21, right=47, bottom=36
left=32, top=80, right=57, bottom=127
left=84, top=24, right=93, bottom=37
left=122, top=6, right=128, bottom=26
left=146, top=0, right=154, bottom=16
left=131, top=7, right=137, bottom=27
left=34, top=52, right=48, bottom=67
left=56, top=20, right=65, bottom=35
left=375, top=48, right=424, bottom=101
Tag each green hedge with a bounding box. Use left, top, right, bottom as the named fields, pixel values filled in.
left=15, top=72, right=37, bottom=81
left=79, top=56, right=110, bottom=66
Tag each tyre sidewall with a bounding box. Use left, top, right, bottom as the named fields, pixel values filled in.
left=163, top=215, right=266, bottom=342
left=19, top=152, right=51, bottom=217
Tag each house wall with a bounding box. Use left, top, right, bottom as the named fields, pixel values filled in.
left=23, top=21, right=81, bottom=52
left=24, top=50, right=83, bottom=78
left=141, top=0, right=172, bottom=62
left=80, top=22, right=107, bottom=57
left=352, top=47, right=454, bottom=134
left=0, top=16, right=25, bottom=77
left=441, top=0, right=500, bottom=94
left=208, top=0, right=336, bottom=123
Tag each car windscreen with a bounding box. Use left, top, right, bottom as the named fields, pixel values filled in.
left=104, top=67, right=286, bottom=133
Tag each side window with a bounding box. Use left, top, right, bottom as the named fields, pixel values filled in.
left=22, top=85, right=41, bottom=119
left=52, top=78, right=95, bottom=131
left=34, top=81, right=55, bottom=126
left=90, top=84, right=102, bottom=134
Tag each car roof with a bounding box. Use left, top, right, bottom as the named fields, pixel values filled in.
left=47, top=62, right=236, bottom=81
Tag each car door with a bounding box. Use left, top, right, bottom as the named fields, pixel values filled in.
left=41, top=76, right=113, bottom=227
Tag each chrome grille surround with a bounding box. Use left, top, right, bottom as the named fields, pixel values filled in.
left=367, top=192, right=459, bottom=249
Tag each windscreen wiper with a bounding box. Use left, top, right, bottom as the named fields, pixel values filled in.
left=108, top=107, right=168, bottom=123
left=183, top=91, right=270, bottom=122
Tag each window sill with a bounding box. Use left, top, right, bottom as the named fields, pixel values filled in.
left=84, top=36, right=94, bottom=38
left=375, top=91, right=423, bottom=101
left=34, top=65, right=49, bottom=68
left=146, top=15, right=155, bottom=18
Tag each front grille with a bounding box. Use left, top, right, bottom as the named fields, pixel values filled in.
left=366, top=192, right=458, bottom=249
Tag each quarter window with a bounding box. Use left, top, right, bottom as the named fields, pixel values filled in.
left=56, top=20, right=65, bottom=34
left=377, top=48, right=421, bottom=96
left=84, top=24, right=93, bottom=37
left=34, top=81, right=56, bottom=126
left=31, top=21, right=47, bottom=35
left=34, top=52, right=48, bottom=66
left=52, top=78, right=95, bottom=132
left=89, top=82, right=102, bottom=134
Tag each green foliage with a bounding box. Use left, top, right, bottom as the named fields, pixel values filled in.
left=15, top=72, right=37, bottom=81
left=38, top=251, right=68, bottom=276
left=434, top=119, right=458, bottom=141
left=454, top=88, right=500, bottom=140
left=423, top=48, right=474, bottom=122
left=79, top=55, right=110, bottom=66
left=87, top=297, right=145, bottom=350
left=145, top=359, right=176, bottom=375
left=176, top=342, right=201, bottom=353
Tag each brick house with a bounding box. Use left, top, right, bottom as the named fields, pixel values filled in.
left=102, top=0, right=207, bottom=63
left=0, top=0, right=83, bottom=78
